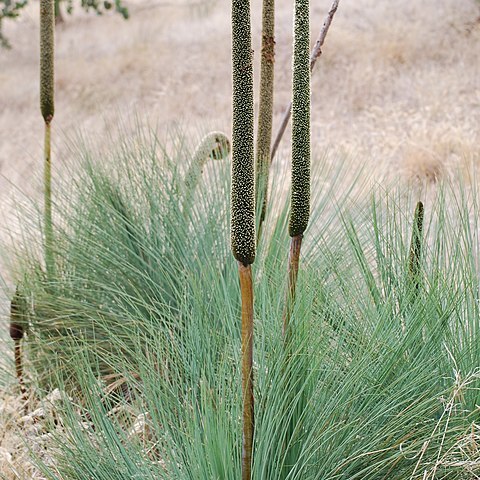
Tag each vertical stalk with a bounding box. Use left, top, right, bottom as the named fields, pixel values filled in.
left=239, top=263, right=254, bottom=480
left=283, top=0, right=310, bottom=337
left=255, top=0, right=275, bottom=241
left=40, top=0, right=55, bottom=280
left=44, top=122, right=54, bottom=278
left=14, top=341, right=23, bottom=389
left=281, top=3, right=310, bottom=473
left=231, top=0, right=256, bottom=476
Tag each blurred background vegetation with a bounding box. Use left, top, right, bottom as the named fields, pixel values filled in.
left=1, top=0, right=128, bottom=48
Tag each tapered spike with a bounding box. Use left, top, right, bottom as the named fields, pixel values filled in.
left=40, top=0, right=55, bottom=124
left=40, top=0, right=55, bottom=279
left=289, top=0, right=311, bottom=238
left=231, top=0, right=256, bottom=266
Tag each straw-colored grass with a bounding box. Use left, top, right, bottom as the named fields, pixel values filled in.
left=1, top=0, right=479, bottom=207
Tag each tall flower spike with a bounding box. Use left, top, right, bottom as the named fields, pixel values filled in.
left=283, top=0, right=311, bottom=338
left=231, top=0, right=256, bottom=266
left=40, top=0, right=55, bottom=280
left=289, top=0, right=311, bottom=238
left=231, top=1, right=256, bottom=478
left=40, top=0, right=55, bottom=124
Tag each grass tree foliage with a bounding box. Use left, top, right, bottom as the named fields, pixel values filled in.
left=284, top=0, right=310, bottom=337
left=9, top=135, right=480, bottom=478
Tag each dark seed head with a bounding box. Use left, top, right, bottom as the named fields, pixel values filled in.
left=231, top=0, right=256, bottom=265
left=289, top=0, right=310, bottom=238
left=40, top=0, right=55, bottom=122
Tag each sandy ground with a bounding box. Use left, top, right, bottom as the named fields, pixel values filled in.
left=0, top=0, right=479, bottom=477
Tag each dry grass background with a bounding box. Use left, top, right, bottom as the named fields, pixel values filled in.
left=0, top=0, right=479, bottom=477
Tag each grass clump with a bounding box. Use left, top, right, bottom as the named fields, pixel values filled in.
left=4, top=129, right=479, bottom=478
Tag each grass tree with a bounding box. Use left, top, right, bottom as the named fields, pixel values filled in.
left=231, top=0, right=256, bottom=477
left=255, top=0, right=275, bottom=239
left=283, top=0, right=310, bottom=337
left=40, top=0, right=55, bottom=280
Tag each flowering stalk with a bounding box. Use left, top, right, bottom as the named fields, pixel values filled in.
left=40, top=0, right=55, bottom=280
left=283, top=0, right=310, bottom=337
left=231, top=0, right=256, bottom=477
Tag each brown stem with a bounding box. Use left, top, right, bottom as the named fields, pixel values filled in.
left=283, top=235, right=303, bottom=339
left=238, top=262, right=254, bottom=480
left=270, top=0, right=340, bottom=161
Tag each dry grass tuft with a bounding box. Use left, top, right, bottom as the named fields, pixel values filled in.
left=401, top=146, right=446, bottom=186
